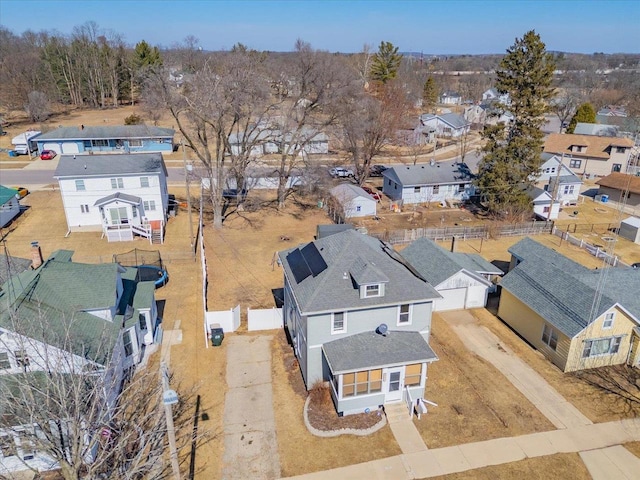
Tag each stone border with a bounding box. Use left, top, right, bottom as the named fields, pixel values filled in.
left=303, top=396, right=387, bottom=437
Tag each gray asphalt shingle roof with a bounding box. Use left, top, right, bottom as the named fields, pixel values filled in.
left=35, top=125, right=174, bottom=141
left=330, top=184, right=374, bottom=202
left=278, top=230, right=440, bottom=314
left=402, top=238, right=502, bottom=287
left=54, top=153, right=167, bottom=178
left=383, top=162, right=474, bottom=188
left=322, top=330, right=438, bottom=373
left=501, top=238, right=640, bottom=337
left=94, top=192, right=142, bottom=207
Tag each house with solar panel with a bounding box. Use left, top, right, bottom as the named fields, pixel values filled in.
left=498, top=238, right=640, bottom=372
left=278, top=229, right=440, bottom=416
left=54, top=153, right=169, bottom=243
left=0, top=244, right=159, bottom=472
left=33, top=125, right=174, bottom=156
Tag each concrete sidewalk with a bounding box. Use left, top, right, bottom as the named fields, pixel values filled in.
left=439, top=310, right=592, bottom=429
left=287, top=417, right=640, bottom=479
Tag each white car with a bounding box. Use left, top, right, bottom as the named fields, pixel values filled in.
left=329, top=167, right=354, bottom=178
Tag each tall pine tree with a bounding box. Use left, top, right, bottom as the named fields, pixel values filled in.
left=566, top=102, right=596, bottom=133
left=475, top=30, right=555, bottom=217
left=422, top=76, right=438, bottom=112
left=370, top=41, right=402, bottom=85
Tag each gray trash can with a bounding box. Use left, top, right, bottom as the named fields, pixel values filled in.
left=210, top=323, right=224, bottom=347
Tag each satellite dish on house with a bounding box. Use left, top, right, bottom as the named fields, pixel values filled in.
left=377, top=323, right=388, bottom=336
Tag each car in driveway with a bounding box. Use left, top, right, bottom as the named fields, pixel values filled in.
left=40, top=150, right=57, bottom=160
left=361, top=186, right=381, bottom=201
left=329, top=167, right=354, bottom=178
left=14, top=187, right=29, bottom=198
left=369, top=164, right=388, bottom=177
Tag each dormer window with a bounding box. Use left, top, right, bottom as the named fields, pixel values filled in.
left=615, top=146, right=626, bottom=154
left=572, top=145, right=585, bottom=153
left=364, top=284, right=381, bottom=298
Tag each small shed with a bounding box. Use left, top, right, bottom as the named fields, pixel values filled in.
left=330, top=184, right=377, bottom=218
left=619, top=216, right=640, bottom=244
left=0, top=185, right=21, bottom=227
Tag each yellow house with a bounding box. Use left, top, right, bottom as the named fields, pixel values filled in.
left=498, top=238, right=640, bottom=372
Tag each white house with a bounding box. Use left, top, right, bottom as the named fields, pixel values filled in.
left=10, top=130, right=40, bottom=155
left=54, top=153, right=169, bottom=243
left=419, top=113, right=470, bottom=138
left=482, top=88, right=510, bottom=105
left=330, top=184, right=377, bottom=218
left=382, top=162, right=475, bottom=205
left=527, top=186, right=560, bottom=220
left=228, top=129, right=279, bottom=156
left=547, top=173, right=582, bottom=206
left=438, top=91, right=462, bottom=105
left=402, top=238, right=504, bottom=311
left=0, top=186, right=21, bottom=228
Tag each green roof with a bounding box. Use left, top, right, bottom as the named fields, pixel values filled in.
left=0, top=185, right=19, bottom=205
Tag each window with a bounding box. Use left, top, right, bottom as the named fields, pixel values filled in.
left=140, top=176, right=150, bottom=188
left=132, top=206, right=137, bottom=218
left=123, top=330, right=133, bottom=357
left=570, top=159, right=582, bottom=169
left=582, top=336, right=623, bottom=358
left=432, top=185, right=439, bottom=194
left=332, top=312, right=345, bottom=333
left=387, top=179, right=392, bottom=186
left=110, top=207, right=129, bottom=225
left=75, top=180, right=85, bottom=191
left=139, top=313, right=147, bottom=331
left=356, top=205, right=361, bottom=212
left=14, top=350, right=29, bottom=370
left=364, top=284, right=380, bottom=298
left=603, top=312, right=615, bottom=329
left=398, top=304, right=411, bottom=325
left=414, top=186, right=421, bottom=193
left=563, top=185, right=574, bottom=195
left=80, top=204, right=89, bottom=213
left=573, top=145, right=584, bottom=153
left=92, top=139, right=109, bottom=147
left=612, top=164, right=622, bottom=172
left=543, top=206, right=550, bottom=213
left=0, top=351, right=10, bottom=369
left=405, top=363, right=422, bottom=386
left=541, top=324, right=558, bottom=350
left=545, top=167, right=556, bottom=174
left=143, top=200, right=156, bottom=211
left=615, top=147, right=626, bottom=154
left=129, top=139, right=143, bottom=147
left=342, top=369, right=382, bottom=397
left=111, top=178, right=124, bottom=189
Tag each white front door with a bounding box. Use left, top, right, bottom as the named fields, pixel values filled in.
left=384, top=367, right=404, bottom=402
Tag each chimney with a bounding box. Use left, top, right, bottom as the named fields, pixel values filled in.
left=31, top=241, right=43, bottom=269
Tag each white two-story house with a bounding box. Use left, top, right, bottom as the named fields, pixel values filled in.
left=54, top=153, right=169, bottom=243
left=278, top=230, right=440, bottom=416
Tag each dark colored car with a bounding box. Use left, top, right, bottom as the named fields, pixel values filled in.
left=361, top=186, right=381, bottom=201
left=632, top=262, right=640, bottom=269
left=40, top=150, right=57, bottom=160
left=369, top=164, right=388, bottom=177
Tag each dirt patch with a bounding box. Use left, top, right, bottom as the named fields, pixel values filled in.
left=414, top=315, right=555, bottom=448
left=425, top=452, right=592, bottom=480
left=625, top=441, right=640, bottom=458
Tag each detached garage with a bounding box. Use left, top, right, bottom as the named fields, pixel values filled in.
left=402, top=237, right=504, bottom=312
left=619, top=216, right=640, bottom=244
left=330, top=184, right=377, bottom=219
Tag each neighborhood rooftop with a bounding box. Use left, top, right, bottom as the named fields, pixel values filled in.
left=544, top=133, right=634, bottom=159
left=596, top=173, right=640, bottom=195
left=54, top=153, right=167, bottom=177
left=35, top=125, right=174, bottom=140
left=383, top=162, right=474, bottom=187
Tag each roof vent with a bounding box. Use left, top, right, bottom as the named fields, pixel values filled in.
left=343, top=271, right=348, bottom=280
left=430, top=159, right=435, bottom=166
left=376, top=323, right=388, bottom=336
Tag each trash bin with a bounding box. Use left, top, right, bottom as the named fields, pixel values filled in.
left=601, top=195, right=609, bottom=203
left=210, top=323, right=224, bottom=347
left=8, top=150, right=17, bottom=157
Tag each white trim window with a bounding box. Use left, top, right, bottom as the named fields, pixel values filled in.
left=143, top=200, right=156, bottom=211
left=363, top=284, right=381, bottom=298
left=0, top=351, right=10, bottom=369
left=563, top=185, right=575, bottom=195
left=111, top=177, right=124, bottom=189
left=582, top=336, right=622, bottom=358
left=75, top=180, right=85, bottom=191
left=398, top=304, right=411, bottom=325
left=140, top=176, right=150, bottom=188
left=602, top=312, right=615, bottom=329
left=80, top=204, right=90, bottom=213
left=129, top=139, right=143, bottom=147
left=541, top=324, right=558, bottom=351
left=331, top=312, right=346, bottom=334
left=14, top=350, right=30, bottom=371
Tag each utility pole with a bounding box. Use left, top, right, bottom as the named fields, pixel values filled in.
left=547, top=153, right=564, bottom=222
left=161, top=362, right=181, bottom=480
left=182, top=141, right=194, bottom=251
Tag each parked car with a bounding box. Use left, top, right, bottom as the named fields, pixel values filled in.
left=329, top=167, right=354, bottom=178
left=40, top=150, right=57, bottom=160
left=14, top=187, right=29, bottom=198
left=369, top=164, right=388, bottom=177
left=361, top=186, right=381, bottom=201
left=632, top=262, right=640, bottom=269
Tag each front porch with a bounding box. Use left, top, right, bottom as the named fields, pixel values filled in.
left=103, top=221, right=164, bottom=244
left=95, top=192, right=165, bottom=244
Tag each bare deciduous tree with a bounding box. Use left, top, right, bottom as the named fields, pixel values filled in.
left=25, top=91, right=50, bottom=122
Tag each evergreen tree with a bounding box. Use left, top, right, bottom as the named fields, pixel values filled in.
left=566, top=102, right=596, bottom=133
left=422, top=76, right=438, bottom=111
left=134, top=40, right=162, bottom=69
left=475, top=30, right=555, bottom=217
left=370, top=41, right=402, bottom=84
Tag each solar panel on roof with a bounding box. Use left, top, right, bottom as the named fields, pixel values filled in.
left=301, top=242, right=327, bottom=277
left=287, top=249, right=312, bottom=283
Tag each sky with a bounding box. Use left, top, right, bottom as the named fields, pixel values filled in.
left=1, top=0, right=639, bottom=54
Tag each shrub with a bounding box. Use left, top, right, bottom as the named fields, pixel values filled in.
left=124, top=113, right=143, bottom=125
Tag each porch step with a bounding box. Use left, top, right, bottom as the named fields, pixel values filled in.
left=151, top=229, right=163, bottom=244
left=384, top=402, right=411, bottom=424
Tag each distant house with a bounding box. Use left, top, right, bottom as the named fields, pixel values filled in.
left=419, top=113, right=470, bottom=138
left=527, top=186, right=560, bottom=220
left=498, top=238, right=640, bottom=372
left=330, top=184, right=377, bottom=218
left=382, top=162, right=475, bottom=205
left=547, top=172, right=582, bottom=206
left=34, top=125, right=175, bottom=155
left=228, top=129, right=279, bottom=156
left=281, top=129, right=329, bottom=155
left=278, top=230, right=440, bottom=415
left=543, top=133, right=634, bottom=177
left=438, top=91, right=462, bottom=105
left=595, top=172, right=640, bottom=209
left=10, top=130, right=40, bottom=155
left=54, top=153, right=169, bottom=243
left=463, top=105, right=486, bottom=126
left=482, top=88, right=510, bottom=105
left=0, top=186, right=21, bottom=228
left=537, top=155, right=575, bottom=184
left=597, top=106, right=627, bottom=117
left=228, top=128, right=329, bottom=156
left=573, top=122, right=620, bottom=137
left=402, top=238, right=503, bottom=311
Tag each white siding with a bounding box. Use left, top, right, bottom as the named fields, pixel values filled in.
left=0, top=197, right=20, bottom=228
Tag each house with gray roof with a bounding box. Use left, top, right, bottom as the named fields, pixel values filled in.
left=402, top=238, right=503, bottom=311
left=54, top=153, right=169, bottom=243
left=278, top=229, right=440, bottom=415
left=330, top=184, right=377, bottom=218
left=526, top=186, right=560, bottom=220
left=0, top=246, right=159, bottom=472
left=499, top=238, right=640, bottom=372
left=573, top=122, right=620, bottom=137
left=382, top=162, right=475, bottom=205
left=34, top=125, right=174, bottom=155
left=419, top=113, right=470, bottom=138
